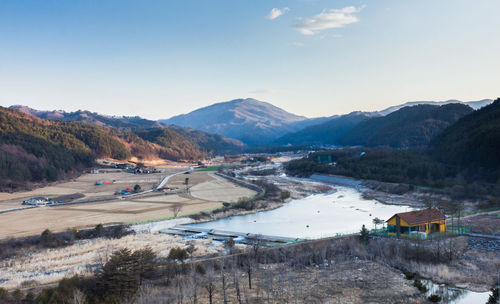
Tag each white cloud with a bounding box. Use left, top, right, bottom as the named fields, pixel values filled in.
left=267, top=7, right=290, bottom=20
left=294, top=6, right=362, bottom=35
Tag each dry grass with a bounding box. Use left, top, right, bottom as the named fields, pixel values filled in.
left=189, top=173, right=257, bottom=203
left=0, top=171, right=256, bottom=239
left=0, top=233, right=225, bottom=289
left=133, top=260, right=425, bottom=304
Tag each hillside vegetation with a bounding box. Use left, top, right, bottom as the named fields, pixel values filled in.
left=286, top=99, right=500, bottom=196
left=432, top=98, right=500, bottom=179
left=0, top=107, right=242, bottom=190
left=338, top=104, right=473, bottom=148
left=0, top=107, right=128, bottom=189
left=134, top=128, right=204, bottom=161
left=275, top=112, right=377, bottom=146
left=12, top=105, right=245, bottom=156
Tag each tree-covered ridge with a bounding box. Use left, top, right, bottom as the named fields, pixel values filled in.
left=10, top=106, right=163, bottom=130
left=274, top=112, right=377, bottom=146
left=286, top=99, right=500, bottom=195
left=432, top=98, right=500, bottom=177
left=134, top=128, right=205, bottom=161
left=12, top=105, right=246, bottom=156
left=0, top=108, right=89, bottom=187
left=338, top=104, right=474, bottom=148
left=168, top=125, right=244, bottom=155
left=0, top=107, right=134, bottom=189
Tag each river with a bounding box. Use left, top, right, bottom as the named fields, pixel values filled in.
left=185, top=185, right=413, bottom=239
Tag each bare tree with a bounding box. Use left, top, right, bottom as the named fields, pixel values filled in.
left=72, top=289, right=85, bottom=304
left=170, top=204, right=183, bottom=218
left=220, top=260, right=228, bottom=304
left=203, top=266, right=217, bottom=304
left=233, top=268, right=243, bottom=304
left=372, top=217, right=384, bottom=230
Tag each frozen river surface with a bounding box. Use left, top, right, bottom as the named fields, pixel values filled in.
left=188, top=186, right=414, bottom=239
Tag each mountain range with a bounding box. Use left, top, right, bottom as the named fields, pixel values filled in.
left=2, top=97, right=499, bottom=188
left=10, top=105, right=244, bottom=156
left=274, top=111, right=379, bottom=146
left=160, top=98, right=332, bottom=146
left=160, top=98, right=493, bottom=147
left=378, top=99, right=493, bottom=116
left=337, top=103, right=474, bottom=148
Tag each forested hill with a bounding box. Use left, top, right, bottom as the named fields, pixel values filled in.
left=11, top=105, right=245, bottom=156
left=0, top=107, right=130, bottom=189
left=0, top=107, right=231, bottom=190
left=274, top=112, right=378, bottom=146
left=338, top=103, right=474, bottom=148
left=432, top=98, right=500, bottom=177
left=10, top=106, right=163, bottom=130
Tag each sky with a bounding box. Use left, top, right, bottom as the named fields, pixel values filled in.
left=0, top=0, right=499, bottom=119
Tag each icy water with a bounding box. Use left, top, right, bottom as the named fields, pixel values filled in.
left=423, top=280, right=492, bottom=304
left=188, top=186, right=414, bottom=239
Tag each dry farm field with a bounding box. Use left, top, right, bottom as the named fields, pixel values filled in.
left=0, top=170, right=257, bottom=239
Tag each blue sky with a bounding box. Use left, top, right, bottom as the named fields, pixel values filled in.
left=0, top=0, right=499, bottom=119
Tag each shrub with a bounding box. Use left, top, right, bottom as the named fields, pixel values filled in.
left=427, top=294, right=441, bottom=302
left=168, top=247, right=189, bottom=261
left=0, top=288, right=8, bottom=300
left=40, top=229, right=55, bottom=247
left=25, top=292, right=35, bottom=303
left=359, top=225, right=370, bottom=244
left=11, top=289, right=23, bottom=300
left=196, top=264, right=206, bottom=275
left=94, top=223, right=104, bottom=237
left=280, top=191, right=291, bottom=201
left=488, top=287, right=499, bottom=304
left=413, top=279, right=427, bottom=293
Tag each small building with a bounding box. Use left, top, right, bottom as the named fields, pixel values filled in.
left=22, top=196, right=49, bottom=206
left=386, top=208, right=446, bottom=236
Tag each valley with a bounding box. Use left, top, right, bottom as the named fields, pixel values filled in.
left=1, top=98, right=499, bottom=304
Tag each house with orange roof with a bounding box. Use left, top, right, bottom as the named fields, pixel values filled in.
left=386, top=208, right=446, bottom=237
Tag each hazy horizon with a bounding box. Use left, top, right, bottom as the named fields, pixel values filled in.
left=1, top=0, right=499, bottom=119
left=4, top=97, right=495, bottom=121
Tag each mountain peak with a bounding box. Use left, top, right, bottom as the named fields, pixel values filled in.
left=160, top=98, right=310, bottom=145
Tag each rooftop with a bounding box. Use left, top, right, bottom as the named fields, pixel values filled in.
left=387, top=208, right=445, bottom=225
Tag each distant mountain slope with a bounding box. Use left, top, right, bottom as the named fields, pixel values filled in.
left=10, top=105, right=163, bottom=130
left=0, top=107, right=132, bottom=189
left=379, top=99, right=493, bottom=116
left=10, top=105, right=244, bottom=155
left=168, top=125, right=244, bottom=155
left=160, top=98, right=327, bottom=145
left=431, top=98, right=500, bottom=174
left=338, top=103, right=474, bottom=148
left=274, top=112, right=378, bottom=146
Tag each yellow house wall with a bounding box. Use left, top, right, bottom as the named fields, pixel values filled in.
left=386, top=216, right=410, bottom=226
left=386, top=216, right=446, bottom=235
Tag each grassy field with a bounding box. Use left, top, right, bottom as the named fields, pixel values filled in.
left=195, top=165, right=235, bottom=172
left=0, top=171, right=256, bottom=239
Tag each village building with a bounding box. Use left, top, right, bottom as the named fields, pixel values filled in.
left=386, top=208, right=446, bottom=236
left=22, top=196, right=49, bottom=206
